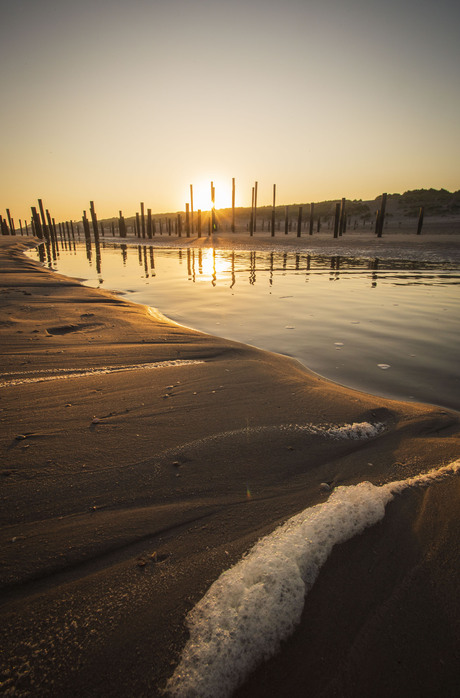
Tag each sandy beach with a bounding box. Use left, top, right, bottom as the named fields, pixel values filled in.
left=1, top=233, right=459, bottom=697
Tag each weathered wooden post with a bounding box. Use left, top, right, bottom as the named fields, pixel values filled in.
left=309, top=202, right=315, bottom=236
left=250, top=186, right=254, bottom=236
left=89, top=201, right=100, bottom=243
left=6, top=209, right=16, bottom=236
left=211, top=181, right=216, bottom=232
left=185, top=203, right=190, bottom=237
left=333, top=202, right=340, bottom=238
left=197, top=209, right=202, bottom=238
left=31, top=207, right=43, bottom=239
left=271, top=184, right=276, bottom=237
left=376, top=193, right=387, bottom=238
left=140, top=202, right=146, bottom=238
left=190, top=184, right=194, bottom=235
left=38, top=199, right=51, bottom=243
left=417, top=206, right=424, bottom=235
left=339, top=198, right=346, bottom=236
left=119, top=211, right=127, bottom=238
left=82, top=211, right=92, bottom=257
left=284, top=205, right=289, bottom=235
left=297, top=206, right=302, bottom=237
left=254, top=181, right=258, bottom=232
left=147, top=208, right=153, bottom=239
left=231, top=177, right=235, bottom=232
left=374, top=209, right=380, bottom=235
left=177, top=213, right=182, bottom=237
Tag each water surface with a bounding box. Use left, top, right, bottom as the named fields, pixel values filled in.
left=31, top=243, right=460, bottom=411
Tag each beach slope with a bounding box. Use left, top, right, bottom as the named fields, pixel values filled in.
left=0, top=238, right=459, bottom=697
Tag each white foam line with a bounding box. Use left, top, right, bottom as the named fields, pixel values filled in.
left=0, top=360, right=204, bottom=387
left=164, top=459, right=460, bottom=698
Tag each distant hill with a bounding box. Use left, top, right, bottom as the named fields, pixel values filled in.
left=386, top=189, right=460, bottom=216
left=100, top=189, right=460, bottom=226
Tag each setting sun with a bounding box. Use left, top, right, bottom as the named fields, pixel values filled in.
left=185, top=178, right=234, bottom=213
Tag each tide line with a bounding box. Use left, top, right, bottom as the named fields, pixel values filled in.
left=0, top=360, right=204, bottom=387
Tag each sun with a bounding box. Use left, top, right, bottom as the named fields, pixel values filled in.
left=186, top=178, right=234, bottom=212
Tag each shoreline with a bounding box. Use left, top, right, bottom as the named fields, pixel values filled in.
left=1, top=237, right=459, bottom=696
left=92, top=227, right=460, bottom=263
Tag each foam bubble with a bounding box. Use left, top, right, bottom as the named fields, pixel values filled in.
left=165, top=460, right=460, bottom=697
left=0, top=360, right=203, bottom=388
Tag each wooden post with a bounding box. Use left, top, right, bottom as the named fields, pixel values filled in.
left=333, top=202, right=340, bottom=238
left=231, top=177, right=235, bottom=232
left=46, top=209, right=59, bottom=254
left=271, top=184, right=276, bottom=237
left=177, top=213, right=182, bottom=237
left=377, top=193, right=387, bottom=238
left=82, top=211, right=92, bottom=251
left=284, top=205, right=289, bottom=235
left=140, top=202, right=146, bottom=238
left=309, top=202, right=314, bottom=236
left=119, top=211, right=127, bottom=238
left=6, top=209, right=16, bottom=235
left=190, top=184, right=194, bottom=235
left=38, top=199, right=51, bottom=242
left=147, top=208, right=153, bottom=239
left=197, top=209, right=202, bottom=238
left=89, top=201, right=100, bottom=243
left=417, top=206, right=424, bottom=235
left=250, top=186, right=254, bottom=236
left=185, top=203, right=190, bottom=237
left=339, top=198, right=346, bottom=236
left=211, top=181, right=216, bottom=232
left=254, top=181, right=258, bottom=232
left=31, top=207, right=43, bottom=239
left=297, top=207, right=302, bottom=237
left=375, top=209, right=380, bottom=235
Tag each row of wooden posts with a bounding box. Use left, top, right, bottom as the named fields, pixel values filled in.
left=1, top=184, right=426, bottom=242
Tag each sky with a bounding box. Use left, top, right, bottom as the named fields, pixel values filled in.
left=1, top=0, right=459, bottom=222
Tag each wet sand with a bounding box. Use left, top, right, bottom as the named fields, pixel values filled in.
left=1, top=235, right=459, bottom=697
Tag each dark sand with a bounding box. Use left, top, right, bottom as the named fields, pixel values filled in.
left=1, top=235, right=459, bottom=697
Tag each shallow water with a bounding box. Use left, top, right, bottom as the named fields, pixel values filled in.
left=30, top=242, right=460, bottom=411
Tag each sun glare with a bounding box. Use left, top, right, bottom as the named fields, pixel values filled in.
left=187, top=178, right=233, bottom=212
left=198, top=248, right=230, bottom=281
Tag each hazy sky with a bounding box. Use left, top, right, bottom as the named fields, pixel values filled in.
left=1, top=0, right=459, bottom=221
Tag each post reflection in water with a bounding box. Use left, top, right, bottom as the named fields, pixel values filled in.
left=34, top=241, right=460, bottom=411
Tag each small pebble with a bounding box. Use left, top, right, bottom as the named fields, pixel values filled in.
left=319, top=482, right=331, bottom=492
left=15, top=435, right=26, bottom=441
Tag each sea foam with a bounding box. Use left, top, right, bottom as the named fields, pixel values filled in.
left=164, top=459, right=460, bottom=697
left=0, top=360, right=203, bottom=387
